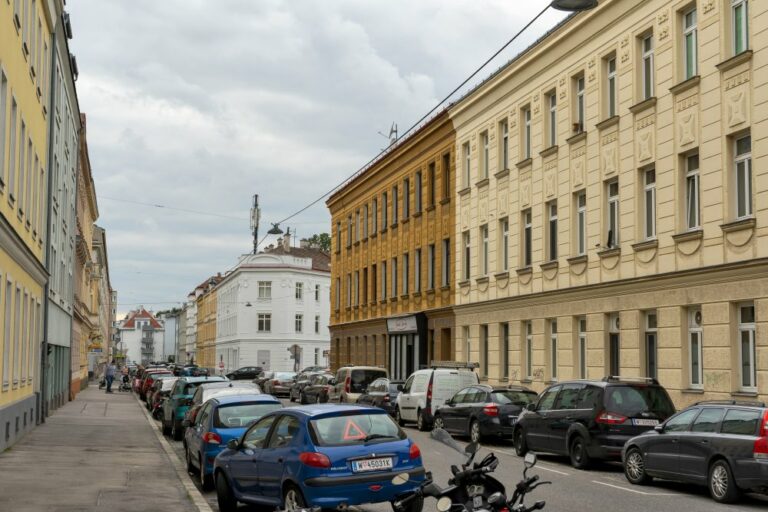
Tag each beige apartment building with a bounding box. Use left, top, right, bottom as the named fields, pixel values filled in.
left=450, top=0, right=766, bottom=406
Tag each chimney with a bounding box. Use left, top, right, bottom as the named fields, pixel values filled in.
left=300, top=238, right=309, bottom=249
left=282, top=233, right=291, bottom=253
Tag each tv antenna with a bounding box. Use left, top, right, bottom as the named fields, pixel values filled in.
left=377, top=122, right=398, bottom=148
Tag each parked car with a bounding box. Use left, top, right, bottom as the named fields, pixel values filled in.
left=226, top=366, right=263, bottom=381
left=300, top=373, right=334, bottom=404
left=300, top=365, right=328, bottom=373
left=328, top=366, right=388, bottom=404
left=212, top=404, right=425, bottom=512
left=356, top=378, right=403, bottom=416
left=434, top=384, right=537, bottom=443
left=513, top=376, right=676, bottom=469
left=140, top=369, right=173, bottom=400
left=149, top=377, right=179, bottom=419
left=622, top=400, right=768, bottom=503
left=395, top=363, right=479, bottom=431
left=263, top=372, right=297, bottom=397
left=183, top=394, right=282, bottom=489
left=184, top=381, right=263, bottom=425
left=161, top=376, right=228, bottom=440
left=289, top=371, right=321, bottom=402
left=253, top=371, right=275, bottom=389
left=145, top=374, right=177, bottom=409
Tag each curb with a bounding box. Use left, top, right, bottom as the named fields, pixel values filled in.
left=136, top=396, right=215, bottom=512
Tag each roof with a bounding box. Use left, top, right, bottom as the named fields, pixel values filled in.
left=213, top=394, right=281, bottom=406
left=179, top=376, right=228, bottom=384
left=190, top=273, right=225, bottom=296
left=286, top=404, right=382, bottom=417
left=264, top=245, right=330, bottom=272
left=121, top=307, right=163, bottom=329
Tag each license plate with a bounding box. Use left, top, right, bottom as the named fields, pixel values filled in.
left=473, top=496, right=484, bottom=508
left=351, top=457, right=393, bottom=473
left=632, top=418, right=659, bottom=426
left=508, top=416, right=518, bottom=425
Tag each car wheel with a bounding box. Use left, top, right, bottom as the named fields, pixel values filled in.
left=416, top=409, right=428, bottom=431
left=216, top=472, right=238, bottom=512
left=172, top=421, right=183, bottom=441
left=315, top=394, right=321, bottom=404
left=624, top=447, right=651, bottom=485
left=433, top=415, right=445, bottom=431
left=289, top=390, right=296, bottom=403
left=299, top=392, right=307, bottom=405
left=396, top=408, right=405, bottom=427
left=200, top=455, right=213, bottom=490
left=513, top=428, right=528, bottom=456
left=569, top=435, right=591, bottom=470
left=469, top=420, right=481, bottom=444
left=185, top=446, right=196, bottom=474
left=708, top=459, right=741, bottom=503
left=391, top=493, right=424, bottom=512
left=161, top=420, right=171, bottom=436
left=283, top=484, right=307, bottom=512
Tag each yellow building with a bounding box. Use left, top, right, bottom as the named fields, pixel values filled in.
left=196, top=274, right=222, bottom=372
left=450, top=0, right=766, bottom=405
left=0, top=0, right=53, bottom=449
left=327, top=111, right=457, bottom=379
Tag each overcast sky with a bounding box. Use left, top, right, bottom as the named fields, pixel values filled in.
left=66, top=0, right=566, bottom=316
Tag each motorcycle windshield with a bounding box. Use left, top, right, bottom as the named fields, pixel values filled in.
left=430, top=427, right=472, bottom=455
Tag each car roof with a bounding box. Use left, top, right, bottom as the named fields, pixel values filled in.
left=693, top=400, right=766, bottom=409
left=338, top=366, right=387, bottom=371
left=180, top=376, right=228, bottom=383
left=547, top=378, right=662, bottom=388
left=212, top=393, right=281, bottom=406
left=284, top=403, right=384, bottom=418
left=483, top=385, right=536, bottom=393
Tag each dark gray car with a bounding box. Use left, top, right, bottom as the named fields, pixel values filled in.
left=622, top=400, right=768, bottom=503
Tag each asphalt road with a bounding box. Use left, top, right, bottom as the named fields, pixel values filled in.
left=153, top=397, right=768, bottom=512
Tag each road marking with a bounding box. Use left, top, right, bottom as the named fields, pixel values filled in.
left=592, top=480, right=679, bottom=496
left=493, top=448, right=570, bottom=475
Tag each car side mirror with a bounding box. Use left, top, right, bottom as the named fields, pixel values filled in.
left=445, top=399, right=453, bottom=406
left=328, top=379, right=336, bottom=386
left=654, top=424, right=664, bottom=433
left=227, top=439, right=238, bottom=450
left=526, top=403, right=536, bottom=412
left=397, top=384, right=404, bottom=392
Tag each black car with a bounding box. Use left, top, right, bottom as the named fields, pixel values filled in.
left=300, top=373, right=335, bottom=404
left=434, top=385, right=537, bottom=443
left=513, top=377, right=676, bottom=469
left=289, top=371, right=320, bottom=402
left=226, top=366, right=263, bottom=380
left=623, top=400, right=768, bottom=503
left=356, top=378, right=403, bottom=416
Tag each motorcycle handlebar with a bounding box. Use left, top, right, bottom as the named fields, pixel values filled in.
left=520, top=501, right=546, bottom=512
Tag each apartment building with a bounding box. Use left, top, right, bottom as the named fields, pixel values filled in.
left=327, top=112, right=456, bottom=380
left=196, top=274, right=222, bottom=372
left=449, top=0, right=765, bottom=405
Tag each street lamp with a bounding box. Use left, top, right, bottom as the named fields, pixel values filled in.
left=550, top=0, right=598, bottom=11
left=267, top=223, right=284, bottom=235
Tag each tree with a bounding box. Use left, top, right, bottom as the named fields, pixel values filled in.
left=306, top=233, right=331, bottom=252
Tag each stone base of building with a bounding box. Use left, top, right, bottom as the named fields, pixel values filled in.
left=0, top=393, right=38, bottom=452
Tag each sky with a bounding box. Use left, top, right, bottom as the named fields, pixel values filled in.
left=66, top=0, right=567, bottom=316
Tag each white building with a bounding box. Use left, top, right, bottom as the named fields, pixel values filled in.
left=185, top=293, right=198, bottom=363
left=117, top=307, right=165, bottom=365
left=157, top=310, right=180, bottom=362
left=216, top=236, right=331, bottom=373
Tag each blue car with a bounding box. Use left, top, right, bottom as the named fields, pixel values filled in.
left=161, top=375, right=227, bottom=440
left=213, top=404, right=425, bottom=512
left=184, top=394, right=282, bottom=489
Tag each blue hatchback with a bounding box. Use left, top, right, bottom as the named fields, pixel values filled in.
left=184, top=394, right=282, bottom=489
left=213, top=404, right=425, bottom=512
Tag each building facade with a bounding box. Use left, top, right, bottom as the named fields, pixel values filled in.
left=156, top=310, right=180, bottom=363
left=117, top=307, right=163, bottom=366
left=0, top=0, right=52, bottom=450
left=185, top=294, right=197, bottom=364
left=449, top=0, right=766, bottom=405
left=195, top=274, right=221, bottom=372
left=176, top=305, right=187, bottom=364
left=91, top=226, right=114, bottom=370
left=328, top=112, right=456, bottom=380
left=215, top=236, right=331, bottom=374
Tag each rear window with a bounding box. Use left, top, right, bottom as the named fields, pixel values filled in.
left=350, top=370, right=387, bottom=393
left=310, top=413, right=405, bottom=446
left=214, top=402, right=282, bottom=428
left=491, top=391, right=536, bottom=405
left=721, top=409, right=760, bottom=435
left=604, top=386, right=675, bottom=418
left=275, top=372, right=295, bottom=380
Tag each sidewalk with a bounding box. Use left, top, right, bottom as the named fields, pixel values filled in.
left=0, top=384, right=201, bottom=511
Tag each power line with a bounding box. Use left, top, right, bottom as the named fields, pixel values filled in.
left=98, top=196, right=248, bottom=221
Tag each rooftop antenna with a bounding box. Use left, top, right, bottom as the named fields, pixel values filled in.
left=377, top=122, right=398, bottom=148
left=250, top=194, right=260, bottom=254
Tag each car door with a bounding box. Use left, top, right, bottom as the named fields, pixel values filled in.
left=677, top=407, right=725, bottom=481
left=440, top=388, right=468, bottom=433
left=190, top=402, right=213, bottom=465
left=165, top=381, right=182, bottom=423
left=524, top=385, right=561, bottom=451
left=398, top=375, right=415, bottom=419
left=546, top=384, right=584, bottom=453
left=228, top=415, right=278, bottom=499
left=644, top=408, right=699, bottom=476
left=460, top=387, right=486, bottom=436
left=258, top=414, right=301, bottom=502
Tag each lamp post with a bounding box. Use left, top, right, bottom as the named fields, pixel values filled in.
left=550, top=0, right=599, bottom=11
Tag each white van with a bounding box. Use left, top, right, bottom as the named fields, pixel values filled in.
left=395, top=362, right=479, bottom=431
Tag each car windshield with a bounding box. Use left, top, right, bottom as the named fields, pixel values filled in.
left=349, top=370, right=387, bottom=393
left=310, top=413, right=404, bottom=446
left=491, top=391, right=536, bottom=405
left=604, top=386, right=675, bottom=418
left=275, top=372, right=295, bottom=380
left=213, top=402, right=282, bottom=428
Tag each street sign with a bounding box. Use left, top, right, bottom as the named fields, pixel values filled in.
left=218, top=361, right=224, bottom=369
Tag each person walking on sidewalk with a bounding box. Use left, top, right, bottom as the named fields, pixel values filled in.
left=105, top=360, right=116, bottom=393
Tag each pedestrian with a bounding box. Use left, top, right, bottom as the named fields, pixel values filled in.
left=105, top=360, right=116, bottom=394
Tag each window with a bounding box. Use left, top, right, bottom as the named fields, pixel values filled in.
left=314, top=284, right=320, bottom=302
left=243, top=416, right=276, bottom=449
left=371, top=264, right=377, bottom=301
left=381, top=192, right=388, bottom=231
left=258, top=281, right=271, bottom=299
left=685, top=153, right=700, bottom=230
left=578, top=317, right=587, bottom=379
left=347, top=215, right=352, bottom=247
left=522, top=106, right=532, bottom=159
left=415, top=171, right=422, bottom=213
left=462, top=142, right=471, bottom=188
left=480, top=325, right=488, bottom=377
left=480, top=224, right=489, bottom=275
left=499, top=120, right=509, bottom=170
left=608, top=312, right=620, bottom=376
left=500, top=323, right=509, bottom=379
left=537, top=385, right=561, bottom=411
left=738, top=303, right=756, bottom=390
left=427, top=244, right=436, bottom=290
left=442, top=153, right=451, bottom=200
left=574, top=75, right=585, bottom=132
left=547, top=201, right=558, bottom=261
left=334, top=278, right=340, bottom=310
left=414, top=249, right=421, bottom=293
left=346, top=274, right=351, bottom=307
left=428, top=162, right=436, bottom=206
left=391, top=257, right=398, bottom=297
left=643, top=169, right=656, bottom=239
left=462, top=231, right=470, bottom=280
left=734, top=135, right=752, bottom=219
left=480, top=131, right=489, bottom=179
left=644, top=311, right=657, bottom=379
left=353, top=271, right=359, bottom=305
left=721, top=408, right=760, bottom=435
left=682, top=7, right=698, bottom=79
left=499, top=218, right=509, bottom=272
left=295, top=314, right=303, bottom=333
left=3, top=280, right=10, bottom=386
left=362, top=205, right=368, bottom=239
left=525, top=321, right=533, bottom=379
left=575, top=191, right=587, bottom=255
left=691, top=408, right=724, bottom=433
left=665, top=409, right=698, bottom=432
left=391, top=185, right=398, bottom=225
left=0, top=71, right=7, bottom=187
left=402, top=253, right=409, bottom=295
left=522, top=209, right=532, bottom=267
left=606, top=180, right=619, bottom=248
left=550, top=320, right=558, bottom=380
left=362, top=268, right=368, bottom=302
left=441, top=238, right=450, bottom=287
left=606, top=57, right=617, bottom=118
left=463, top=325, right=471, bottom=361
left=547, top=92, right=557, bottom=147
left=355, top=210, right=360, bottom=241
left=335, top=222, right=341, bottom=252
left=732, top=0, right=749, bottom=55
left=257, top=314, right=271, bottom=333
left=688, top=307, right=703, bottom=388
left=381, top=261, right=387, bottom=299
left=295, top=282, right=303, bottom=301
left=315, top=315, right=320, bottom=334
left=372, top=197, right=378, bottom=232
left=641, top=34, right=654, bottom=100
left=403, top=178, right=410, bottom=218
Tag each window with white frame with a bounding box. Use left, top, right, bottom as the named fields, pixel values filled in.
left=732, top=0, right=749, bottom=55
left=547, top=92, right=557, bottom=147
left=315, top=315, right=320, bottom=334
left=578, top=316, right=587, bottom=379
left=576, top=191, right=587, bottom=255
left=685, top=153, right=700, bottom=230
left=734, top=135, right=752, bottom=219
left=402, top=252, right=409, bottom=295
left=481, top=131, right=489, bottom=179
left=547, top=201, right=558, bottom=261
left=523, top=106, right=532, bottom=160
left=441, top=238, right=450, bottom=287
left=688, top=307, right=703, bottom=388
left=295, top=282, right=304, bottom=301
left=258, top=281, right=272, bottom=299
left=391, top=257, right=398, bottom=297
left=462, top=231, right=471, bottom=280
left=414, top=249, right=421, bottom=293
left=643, top=168, right=656, bottom=239
left=575, top=75, right=585, bottom=132
left=738, top=302, right=756, bottom=390
left=499, top=218, right=509, bottom=272
left=480, top=224, right=489, bottom=275
left=295, top=314, right=303, bottom=333
left=644, top=311, right=658, bottom=379
left=500, top=119, right=509, bottom=170
left=428, top=244, right=436, bottom=290
left=607, top=180, right=620, bottom=248
left=523, top=209, right=532, bottom=267
left=525, top=321, right=533, bottom=379
left=463, top=142, right=471, bottom=188
left=257, top=313, right=271, bottom=333
left=683, top=7, right=698, bottom=79
left=606, top=56, right=617, bottom=118
left=641, top=34, right=654, bottom=100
